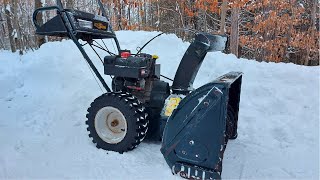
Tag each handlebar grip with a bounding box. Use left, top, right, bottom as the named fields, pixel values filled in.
left=33, top=6, right=61, bottom=29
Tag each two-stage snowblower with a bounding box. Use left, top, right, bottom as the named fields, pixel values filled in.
left=33, top=1, right=243, bottom=179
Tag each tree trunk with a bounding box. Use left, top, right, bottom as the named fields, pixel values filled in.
left=230, top=7, right=239, bottom=57
left=192, top=5, right=198, bottom=31
left=140, top=0, right=145, bottom=28
left=285, top=0, right=294, bottom=63
left=0, top=12, right=6, bottom=49
left=128, top=4, right=131, bottom=27
left=66, top=0, right=74, bottom=9
left=122, top=1, right=126, bottom=29
left=12, top=0, right=23, bottom=54
left=137, top=2, right=140, bottom=30
left=151, top=3, right=155, bottom=28
left=219, top=0, right=227, bottom=34
left=304, top=0, right=317, bottom=66
left=114, top=0, right=122, bottom=30
left=4, top=0, right=16, bottom=52
left=144, top=0, right=147, bottom=27
left=156, top=0, right=160, bottom=30
left=118, top=0, right=122, bottom=30
left=35, top=0, right=45, bottom=47
left=0, top=13, right=5, bottom=35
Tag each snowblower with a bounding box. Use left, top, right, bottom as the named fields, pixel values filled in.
left=33, top=1, right=243, bottom=179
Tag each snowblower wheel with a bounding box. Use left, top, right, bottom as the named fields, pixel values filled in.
left=86, top=92, right=149, bottom=153
left=226, top=105, right=238, bottom=140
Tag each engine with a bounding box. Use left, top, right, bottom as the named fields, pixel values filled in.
left=104, top=52, right=170, bottom=138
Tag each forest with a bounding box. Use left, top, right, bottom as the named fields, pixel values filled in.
left=0, top=0, right=319, bottom=65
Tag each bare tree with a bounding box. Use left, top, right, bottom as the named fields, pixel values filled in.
left=304, top=0, right=318, bottom=66
left=35, top=0, right=45, bottom=47
left=0, top=10, right=6, bottom=49
left=4, top=0, right=16, bottom=52
left=66, top=0, right=74, bottom=9
left=12, top=0, right=23, bottom=54
left=230, top=7, right=239, bottom=57
left=219, top=0, right=227, bottom=35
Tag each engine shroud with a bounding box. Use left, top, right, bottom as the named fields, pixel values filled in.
left=104, top=53, right=160, bottom=79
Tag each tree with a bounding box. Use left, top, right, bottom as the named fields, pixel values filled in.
left=66, top=0, right=74, bottom=9
left=4, top=0, right=16, bottom=52
left=219, top=0, right=227, bottom=34
left=35, top=0, right=45, bottom=47
left=0, top=9, right=6, bottom=49
left=230, top=7, right=239, bottom=57
left=0, top=0, right=318, bottom=65
left=239, top=0, right=319, bottom=64
left=12, top=0, right=23, bottom=54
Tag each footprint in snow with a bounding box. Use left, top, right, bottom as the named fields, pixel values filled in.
left=5, top=97, right=13, bottom=102
left=74, top=122, right=82, bottom=127
left=272, top=127, right=292, bottom=148
left=14, top=141, right=24, bottom=152
left=18, top=82, right=24, bottom=88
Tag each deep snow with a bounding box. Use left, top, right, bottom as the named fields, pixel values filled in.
left=0, top=31, right=319, bottom=179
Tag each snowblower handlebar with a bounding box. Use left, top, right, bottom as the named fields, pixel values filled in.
left=33, top=0, right=121, bottom=93
left=33, top=6, right=62, bottom=29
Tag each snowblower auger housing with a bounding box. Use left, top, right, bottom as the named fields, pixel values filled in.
left=33, top=0, right=243, bottom=179
left=161, top=72, right=242, bottom=179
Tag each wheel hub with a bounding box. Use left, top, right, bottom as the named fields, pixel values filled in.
left=95, top=106, right=127, bottom=144
left=110, top=119, right=119, bottom=127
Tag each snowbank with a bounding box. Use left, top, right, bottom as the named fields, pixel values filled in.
left=0, top=31, right=319, bottom=179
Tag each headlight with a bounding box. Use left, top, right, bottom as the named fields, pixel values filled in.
left=78, top=19, right=93, bottom=29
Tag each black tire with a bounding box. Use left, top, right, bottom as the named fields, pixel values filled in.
left=226, top=105, right=238, bottom=140
left=86, top=91, right=149, bottom=153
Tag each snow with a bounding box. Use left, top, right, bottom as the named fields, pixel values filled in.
left=299, top=3, right=304, bottom=8
left=0, top=31, right=319, bottom=179
left=5, top=4, right=10, bottom=12
left=11, top=29, right=17, bottom=39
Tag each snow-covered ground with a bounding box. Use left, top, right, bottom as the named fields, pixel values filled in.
left=0, top=31, right=319, bottom=179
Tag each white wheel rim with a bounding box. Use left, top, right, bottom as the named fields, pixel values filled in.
left=94, top=106, right=127, bottom=144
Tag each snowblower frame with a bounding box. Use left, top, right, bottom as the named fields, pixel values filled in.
left=33, top=0, right=243, bottom=179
